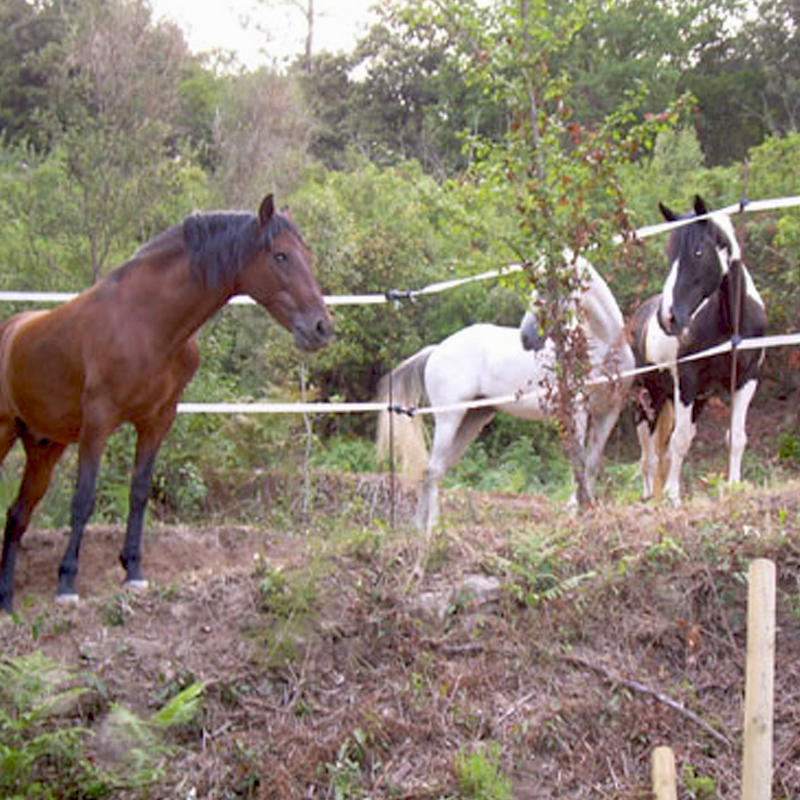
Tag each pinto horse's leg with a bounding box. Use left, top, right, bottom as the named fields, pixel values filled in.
left=636, top=420, right=657, bottom=500
left=728, top=378, right=757, bottom=483
left=119, top=414, right=176, bottom=588
left=664, top=397, right=695, bottom=506
left=0, top=432, right=66, bottom=611
left=653, top=399, right=674, bottom=501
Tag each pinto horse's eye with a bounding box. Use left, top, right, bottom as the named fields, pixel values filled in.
left=694, top=248, right=704, bottom=258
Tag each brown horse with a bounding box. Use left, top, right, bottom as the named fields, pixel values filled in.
left=0, top=194, right=333, bottom=611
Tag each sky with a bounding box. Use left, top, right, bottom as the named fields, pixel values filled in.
left=149, top=0, right=379, bottom=68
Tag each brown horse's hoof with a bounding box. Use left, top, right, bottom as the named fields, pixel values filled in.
left=55, top=592, right=80, bottom=605
left=124, top=579, right=149, bottom=592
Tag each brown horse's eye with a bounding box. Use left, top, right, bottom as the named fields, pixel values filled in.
left=274, top=252, right=288, bottom=264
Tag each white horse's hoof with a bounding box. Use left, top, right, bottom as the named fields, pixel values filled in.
left=55, top=593, right=80, bottom=605
left=124, top=579, right=149, bottom=592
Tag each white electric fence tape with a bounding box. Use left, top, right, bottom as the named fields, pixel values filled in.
left=1, top=195, right=799, bottom=416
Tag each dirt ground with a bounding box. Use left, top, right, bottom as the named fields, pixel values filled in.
left=1, top=382, right=800, bottom=799
left=2, top=470, right=800, bottom=800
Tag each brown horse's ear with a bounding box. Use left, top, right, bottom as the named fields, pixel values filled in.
left=693, top=194, right=708, bottom=217
left=659, top=201, right=677, bottom=222
left=281, top=205, right=293, bottom=220
left=259, top=194, right=275, bottom=227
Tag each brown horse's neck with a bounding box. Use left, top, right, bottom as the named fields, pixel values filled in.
left=108, top=232, right=235, bottom=352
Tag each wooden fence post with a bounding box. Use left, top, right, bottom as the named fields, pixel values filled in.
left=741, top=558, right=776, bottom=800
left=652, top=746, right=677, bottom=800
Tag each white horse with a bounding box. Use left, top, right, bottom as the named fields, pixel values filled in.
left=376, top=255, right=634, bottom=532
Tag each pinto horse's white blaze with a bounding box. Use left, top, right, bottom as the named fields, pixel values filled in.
left=658, top=258, right=680, bottom=333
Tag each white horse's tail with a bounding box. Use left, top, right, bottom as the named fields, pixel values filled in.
left=375, top=346, right=435, bottom=481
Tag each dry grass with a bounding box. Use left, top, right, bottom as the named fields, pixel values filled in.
left=2, top=476, right=800, bottom=799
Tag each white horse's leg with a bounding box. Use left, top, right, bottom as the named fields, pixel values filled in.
left=567, top=402, right=590, bottom=507
left=416, top=411, right=463, bottom=533
left=664, top=396, right=695, bottom=506
left=728, top=378, right=757, bottom=483
left=583, top=403, right=621, bottom=499
left=637, top=420, right=656, bottom=500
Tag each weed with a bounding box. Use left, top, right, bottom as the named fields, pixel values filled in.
left=454, top=743, right=513, bottom=800
left=682, top=764, right=717, bottom=800
left=645, top=535, right=688, bottom=567
left=325, top=728, right=371, bottom=799
left=99, top=594, right=133, bottom=627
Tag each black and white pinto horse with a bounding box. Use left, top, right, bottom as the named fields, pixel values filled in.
left=377, top=255, right=634, bottom=533
left=632, top=195, right=766, bottom=505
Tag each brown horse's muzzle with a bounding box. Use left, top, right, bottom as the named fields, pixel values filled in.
left=293, top=307, right=334, bottom=352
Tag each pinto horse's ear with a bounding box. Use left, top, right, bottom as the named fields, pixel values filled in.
left=259, top=194, right=275, bottom=227
left=693, top=194, right=708, bottom=217
left=659, top=201, right=677, bottom=222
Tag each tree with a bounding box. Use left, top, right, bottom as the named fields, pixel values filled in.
left=297, top=1, right=506, bottom=177
left=209, top=68, right=314, bottom=208
left=0, top=0, right=75, bottom=150
left=421, top=0, right=684, bottom=504
left=44, top=0, right=195, bottom=281
left=556, top=0, right=740, bottom=127
left=743, top=0, right=800, bottom=136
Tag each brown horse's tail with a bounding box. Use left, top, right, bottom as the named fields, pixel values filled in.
left=653, top=397, right=674, bottom=501
left=375, top=346, right=435, bottom=481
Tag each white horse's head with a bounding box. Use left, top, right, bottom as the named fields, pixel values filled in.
left=519, top=253, right=625, bottom=352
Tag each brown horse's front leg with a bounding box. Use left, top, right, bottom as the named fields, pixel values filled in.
left=119, top=449, right=158, bottom=587
left=119, top=409, right=179, bottom=589
left=58, top=438, right=104, bottom=601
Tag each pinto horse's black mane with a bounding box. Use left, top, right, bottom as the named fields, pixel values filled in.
left=182, top=210, right=303, bottom=287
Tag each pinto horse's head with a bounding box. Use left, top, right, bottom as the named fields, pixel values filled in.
left=657, top=195, right=741, bottom=338
left=237, top=194, right=334, bottom=352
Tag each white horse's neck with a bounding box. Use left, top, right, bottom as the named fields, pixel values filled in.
left=574, top=256, right=626, bottom=345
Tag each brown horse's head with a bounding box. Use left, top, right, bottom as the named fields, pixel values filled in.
left=237, top=194, right=334, bottom=351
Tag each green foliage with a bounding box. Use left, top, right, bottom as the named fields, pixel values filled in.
left=454, top=743, right=513, bottom=800
left=447, top=420, right=571, bottom=497
left=682, top=764, right=717, bottom=800
left=312, top=435, right=378, bottom=473
left=293, top=157, right=504, bottom=434
left=0, top=651, right=204, bottom=799
left=501, top=525, right=594, bottom=607
left=324, top=727, right=374, bottom=800
left=98, top=680, right=204, bottom=788
left=0, top=652, right=110, bottom=800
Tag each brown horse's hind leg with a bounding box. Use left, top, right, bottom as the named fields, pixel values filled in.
left=0, top=432, right=66, bottom=611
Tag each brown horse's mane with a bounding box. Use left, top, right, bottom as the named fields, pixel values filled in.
left=132, top=210, right=303, bottom=289
left=182, top=210, right=303, bottom=288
